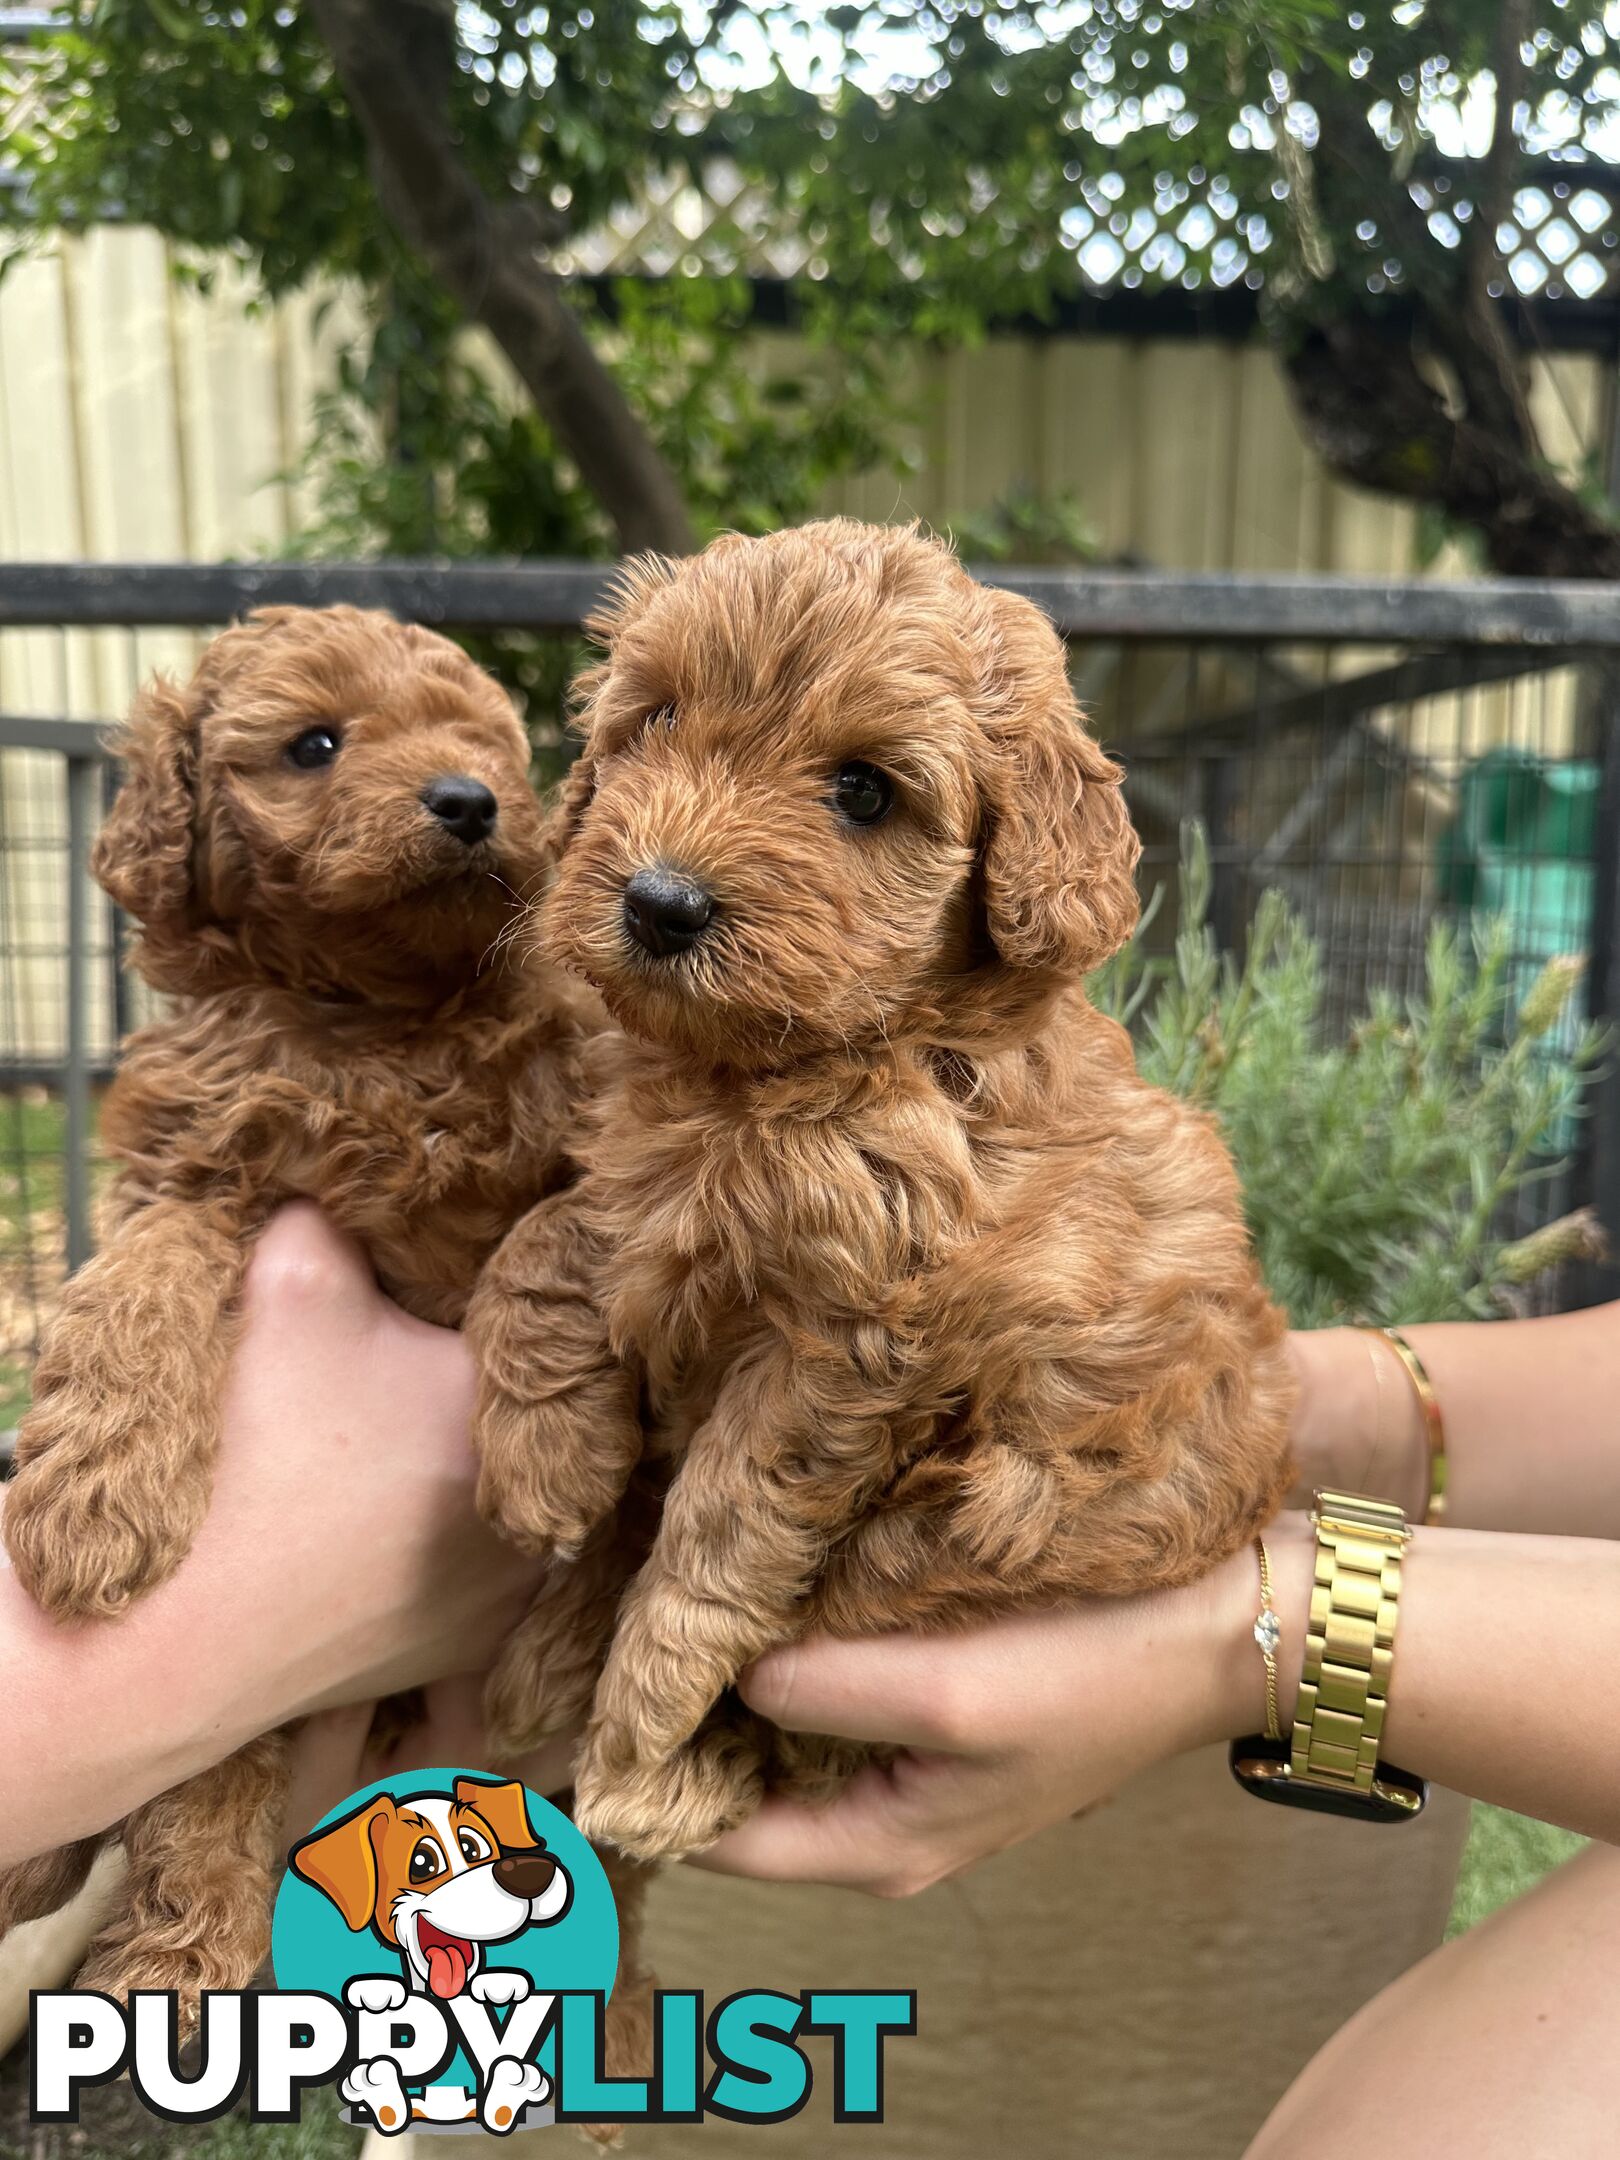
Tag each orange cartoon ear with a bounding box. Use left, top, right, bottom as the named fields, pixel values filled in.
left=455, top=1778, right=538, bottom=1853
left=289, top=1797, right=395, bottom=1930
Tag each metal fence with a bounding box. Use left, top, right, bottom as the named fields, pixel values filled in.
left=4, top=559, right=1620, bottom=1425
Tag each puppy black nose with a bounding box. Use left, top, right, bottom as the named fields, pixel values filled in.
left=494, top=1850, right=558, bottom=1898
left=421, top=774, right=498, bottom=846
left=622, top=866, right=714, bottom=957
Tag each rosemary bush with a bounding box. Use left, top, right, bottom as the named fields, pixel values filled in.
left=1093, top=828, right=1604, bottom=1328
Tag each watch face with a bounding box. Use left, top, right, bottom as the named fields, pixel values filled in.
left=1228, top=1738, right=1428, bottom=1823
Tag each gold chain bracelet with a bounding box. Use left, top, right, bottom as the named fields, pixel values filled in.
left=1252, top=1536, right=1281, bottom=1743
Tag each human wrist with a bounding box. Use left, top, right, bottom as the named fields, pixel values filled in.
left=1287, top=1329, right=1429, bottom=1516
left=1185, top=1513, right=1315, bottom=1751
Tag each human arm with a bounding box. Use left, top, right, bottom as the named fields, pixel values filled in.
left=1289, top=1304, right=1620, bottom=1537
left=0, top=1203, right=546, bottom=1866
left=693, top=1510, right=1620, bottom=1895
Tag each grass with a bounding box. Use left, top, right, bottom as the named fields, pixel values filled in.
left=1449, top=1802, right=1586, bottom=1940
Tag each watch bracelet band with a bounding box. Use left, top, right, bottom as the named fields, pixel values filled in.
left=1228, top=1487, right=1428, bottom=1822
left=1293, top=1488, right=1409, bottom=1795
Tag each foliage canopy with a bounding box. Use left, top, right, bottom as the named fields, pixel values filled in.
left=6, top=3, right=1620, bottom=568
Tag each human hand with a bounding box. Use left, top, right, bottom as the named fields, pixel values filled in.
left=0, top=1202, right=546, bottom=1857
left=691, top=1518, right=1314, bottom=1897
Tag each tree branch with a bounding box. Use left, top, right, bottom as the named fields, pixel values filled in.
left=1305, top=66, right=1537, bottom=459
left=1283, top=316, right=1620, bottom=578
left=305, top=0, right=695, bottom=555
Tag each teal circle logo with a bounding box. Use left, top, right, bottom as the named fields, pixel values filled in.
left=271, top=1770, right=616, bottom=2132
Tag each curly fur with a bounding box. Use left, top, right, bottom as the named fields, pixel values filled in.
left=0, top=606, right=609, bottom=2022
left=468, top=521, right=1295, bottom=1880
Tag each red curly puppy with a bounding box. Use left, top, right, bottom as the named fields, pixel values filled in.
left=0, top=607, right=602, bottom=2014
left=468, top=520, right=1295, bottom=1869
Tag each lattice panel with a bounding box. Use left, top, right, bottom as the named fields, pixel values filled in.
left=550, top=154, right=1620, bottom=307
left=1490, top=176, right=1620, bottom=301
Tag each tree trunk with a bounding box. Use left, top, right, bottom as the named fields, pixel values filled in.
left=305, top=0, right=696, bottom=557
left=1281, top=315, right=1620, bottom=580
left=1278, top=46, right=1619, bottom=581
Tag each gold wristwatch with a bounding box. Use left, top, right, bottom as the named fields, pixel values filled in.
left=1229, top=1490, right=1428, bottom=1822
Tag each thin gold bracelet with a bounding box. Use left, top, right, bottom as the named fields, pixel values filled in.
left=1363, top=1326, right=1448, bottom=1525
left=1252, top=1535, right=1282, bottom=1742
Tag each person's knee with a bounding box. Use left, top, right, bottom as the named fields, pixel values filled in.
left=244, top=1202, right=377, bottom=1318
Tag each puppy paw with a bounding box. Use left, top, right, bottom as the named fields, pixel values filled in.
left=345, top=1976, right=409, bottom=2015
left=73, top=1945, right=198, bottom=2036
left=342, top=2058, right=412, bottom=2134
left=470, top=1968, right=532, bottom=2008
left=5, top=1406, right=204, bottom=1619
left=0, top=1838, right=102, bottom=1941
left=78, top=1902, right=268, bottom=2024
left=474, top=1448, right=593, bottom=1563
left=575, top=1735, right=762, bottom=1863
left=482, top=2057, right=549, bottom=2131
left=483, top=1635, right=580, bottom=1763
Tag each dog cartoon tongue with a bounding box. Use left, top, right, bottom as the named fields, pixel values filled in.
left=418, top=1919, right=473, bottom=2000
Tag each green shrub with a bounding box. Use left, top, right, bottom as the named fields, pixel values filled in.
left=1093, top=826, right=1605, bottom=1328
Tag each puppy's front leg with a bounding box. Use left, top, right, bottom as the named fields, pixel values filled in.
left=4, top=1196, right=255, bottom=1619
left=484, top=1488, right=653, bottom=1761
left=574, top=1354, right=884, bottom=1862
left=76, top=1729, right=290, bottom=2024
left=466, top=1190, right=641, bottom=1562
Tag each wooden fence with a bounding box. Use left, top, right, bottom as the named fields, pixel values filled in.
left=1, top=224, right=1612, bottom=607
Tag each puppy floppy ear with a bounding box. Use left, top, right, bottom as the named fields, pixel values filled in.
left=975, top=587, right=1140, bottom=975
left=90, top=675, right=200, bottom=924
left=454, top=1777, right=538, bottom=1852
left=288, top=1798, right=394, bottom=1931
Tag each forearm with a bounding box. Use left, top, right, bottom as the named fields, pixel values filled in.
left=0, top=1206, right=539, bottom=1870
left=1215, top=1513, right=1620, bottom=1844
left=0, top=1518, right=261, bottom=1862
left=1290, top=1305, right=1620, bottom=1538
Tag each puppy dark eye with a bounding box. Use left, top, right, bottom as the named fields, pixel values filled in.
left=458, top=1830, right=489, bottom=1864
left=643, top=704, right=678, bottom=736
left=408, top=1837, right=444, bottom=1883
left=831, top=761, right=894, bottom=825
left=287, top=726, right=340, bottom=770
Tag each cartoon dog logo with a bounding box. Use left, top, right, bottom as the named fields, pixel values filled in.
left=289, top=1776, right=573, bottom=2133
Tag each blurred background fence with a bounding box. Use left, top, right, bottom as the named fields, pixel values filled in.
left=3, top=559, right=1619, bottom=1430
left=2, top=224, right=1615, bottom=586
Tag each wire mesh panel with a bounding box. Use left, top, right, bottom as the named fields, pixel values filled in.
left=1096, top=640, right=1604, bottom=1257
left=0, top=732, right=119, bottom=1425
left=1, top=561, right=1616, bottom=1429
